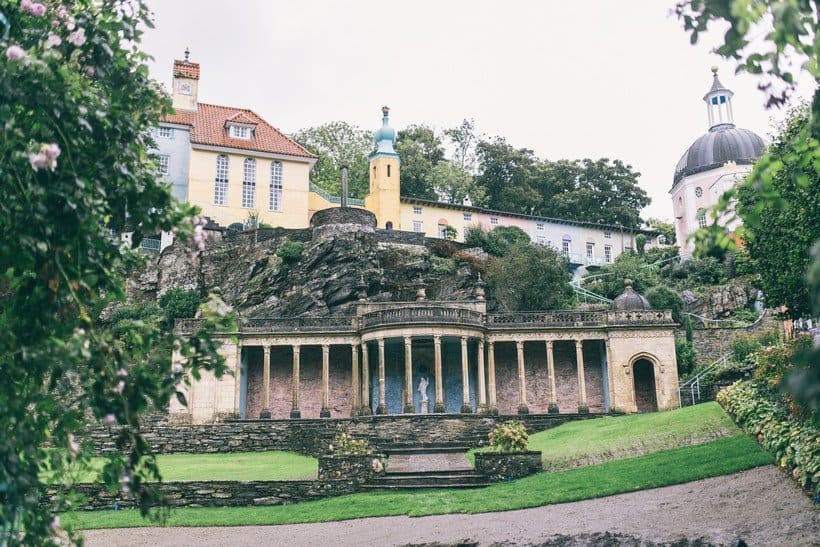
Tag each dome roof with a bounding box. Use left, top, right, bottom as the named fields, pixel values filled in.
left=373, top=106, right=398, bottom=156
left=673, top=124, right=765, bottom=185
left=612, top=280, right=652, bottom=311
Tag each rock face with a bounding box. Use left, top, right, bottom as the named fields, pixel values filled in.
left=128, top=211, right=482, bottom=317
left=686, top=280, right=758, bottom=319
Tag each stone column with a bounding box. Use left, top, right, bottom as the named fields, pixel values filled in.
left=576, top=339, right=589, bottom=413
left=433, top=335, right=445, bottom=413
left=376, top=338, right=387, bottom=415
left=320, top=344, right=331, bottom=418
left=516, top=340, right=529, bottom=414
left=403, top=336, right=414, bottom=414
left=460, top=336, right=472, bottom=413
left=290, top=345, right=301, bottom=419
left=360, top=342, right=372, bottom=415
left=260, top=345, right=272, bottom=418
left=487, top=341, right=498, bottom=415
left=604, top=338, right=618, bottom=413
left=546, top=340, right=559, bottom=414
left=477, top=339, right=487, bottom=413
left=234, top=343, right=242, bottom=417
left=351, top=344, right=360, bottom=417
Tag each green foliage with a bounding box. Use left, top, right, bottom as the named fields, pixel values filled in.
left=485, top=226, right=530, bottom=256
left=429, top=255, right=456, bottom=274
left=583, top=253, right=659, bottom=300
left=276, top=241, right=305, bottom=265
left=464, top=225, right=489, bottom=248
left=718, top=381, right=819, bottom=494
left=486, top=241, right=574, bottom=311
left=675, top=337, right=698, bottom=377
left=329, top=426, right=370, bottom=455
left=646, top=217, right=676, bottom=245
left=662, top=256, right=726, bottom=287
left=292, top=121, right=372, bottom=199
left=635, top=233, right=647, bottom=255
left=394, top=124, right=445, bottom=200
left=735, top=106, right=819, bottom=319
left=645, top=285, right=684, bottom=323
left=488, top=421, right=529, bottom=452
left=728, top=308, right=760, bottom=324
left=159, top=289, right=201, bottom=328
left=752, top=336, right=812, bottom=392
left=0, top=2, right=232, bottom=541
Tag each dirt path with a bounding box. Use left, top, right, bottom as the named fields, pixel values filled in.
left=83, top=465, right=818, bottom=546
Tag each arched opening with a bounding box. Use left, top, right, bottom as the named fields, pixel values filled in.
left=385, top=221, right=393, bottom=230
left=632, top=359, right=658, bottom=412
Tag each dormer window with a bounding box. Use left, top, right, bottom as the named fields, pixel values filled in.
left=229, top=124, right=252, bottom=140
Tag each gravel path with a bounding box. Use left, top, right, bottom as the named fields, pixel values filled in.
left=83, top=465, right=818, bottom=546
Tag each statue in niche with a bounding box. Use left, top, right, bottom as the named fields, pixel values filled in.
left=417, top=376, right=429, bottom=414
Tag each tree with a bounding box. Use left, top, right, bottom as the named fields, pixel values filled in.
left=430, top=161, right=485, bottom=205
left=292, top=121, right=373, bottom=198
left=486, top=241, right=574, bottom=311
left=1, top=2, right=229, bottom=542
left=444, top=118, right=480, bottom=173
left=646, top=218, right=677, bottom=245
left=475, top=138, right=541, bottom=214
left=735, top=107, right=819, bottom=319
left=394, top=125, right=444, bottom=200
left=582, top=253, right=660, bottom=300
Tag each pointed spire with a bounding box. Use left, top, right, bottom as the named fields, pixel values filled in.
left=184, top=47, right=190, bottom=62
left=702, top=67, right=735, bottom=130
left=371, top=106, right=398, bottom=158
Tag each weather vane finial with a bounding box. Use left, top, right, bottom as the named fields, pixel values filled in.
left=184, top=47, right=190, bottom=62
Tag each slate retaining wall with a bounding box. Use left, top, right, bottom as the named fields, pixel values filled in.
left=474, top=451, right=543, bottom=481
left=89, top=414, right=600, bottom=456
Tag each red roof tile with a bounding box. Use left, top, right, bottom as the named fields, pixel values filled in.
left=173, top=60, right=200, bottom=79
left=162, top=103, right=316, bottom=159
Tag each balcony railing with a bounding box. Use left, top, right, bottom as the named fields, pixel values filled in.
left=486, top=309, right=673, bottom=328
left=240, top=316, right=358, bottom=333
left=361, top=306, right=484, bottom=329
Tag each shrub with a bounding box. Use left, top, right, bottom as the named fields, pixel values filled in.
left=488, top=421, right=529, bottom=452
left=464, top=225, right=488, bottom=248
left=675, top=337, right=697, bottom=377
left=731, top=328, right=782, bottom=365
left=329, top=426, right=370, bottom=455
left=429, top=239, right=456, bottom=258
left=718, top=380, right=819, bottom=495
left=159, top=289, right=201, bottom=327
left=276, top=240, right=305, bottom=264
left=646, top=285, right=684, bottom=323
left=683, top=257, right=726, bottom=286
left=430, top=255, right=456, bottom=273
left=730, top=308, right=761, bottom=324
left=752, top=335, right=812, bottom=390
left=485, top=226, right=530, bottom=256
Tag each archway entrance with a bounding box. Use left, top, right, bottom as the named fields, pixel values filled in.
left=633, top=359, right=657, bottom=412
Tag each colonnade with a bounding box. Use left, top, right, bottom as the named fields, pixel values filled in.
left=251, top=335, right=603, bottom=418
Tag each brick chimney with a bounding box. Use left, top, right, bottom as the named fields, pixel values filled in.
left=172, top=47, right=199, bottom=111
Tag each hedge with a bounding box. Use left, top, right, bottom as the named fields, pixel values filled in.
left=717, top=380, right=819, bottom=495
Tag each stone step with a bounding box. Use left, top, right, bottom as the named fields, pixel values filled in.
left=384, top=468, right=478, bottom=477
left=370, top=473, right=489, bottom=486
left=361, top=482, right=493, bottom=490
left=382, top=444, right=471, bottom=454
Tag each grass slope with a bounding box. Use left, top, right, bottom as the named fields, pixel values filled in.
left=65, top=433, right=772, bottom=530
left=51, top=451, right=318, bottom=484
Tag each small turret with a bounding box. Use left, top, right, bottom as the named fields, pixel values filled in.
left=612, top=279, right=652, bottom=311
left=703, top=67, right=734, bottom=129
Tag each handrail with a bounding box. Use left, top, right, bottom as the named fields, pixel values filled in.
left=309, top=182, right=365, bottom=206
left=678, top=354, right=730, bottom=407
left=572, top=284, right=613, bottom=304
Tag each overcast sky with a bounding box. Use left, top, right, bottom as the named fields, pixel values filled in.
left=141, top=1, right=814, bottom=222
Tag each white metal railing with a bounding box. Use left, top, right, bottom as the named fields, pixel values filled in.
left=678, top=354, right=730, bottom=407
left=572, top=283, right=613, bottom=304
left=140, top=237, right=161, bottom=252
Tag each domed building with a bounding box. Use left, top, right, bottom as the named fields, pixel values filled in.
left=670, top=68, right=766, bottom=256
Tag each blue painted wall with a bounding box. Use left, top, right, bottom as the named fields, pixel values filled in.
left=154, top=125, right=190, bottom=203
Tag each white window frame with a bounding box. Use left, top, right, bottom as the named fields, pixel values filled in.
left=536, top=223, right=544, bottom=231
left=242, top=158, right=256, bottom=209
left=697, top=209, right=707, bottom=228
left=604, top=231, right=612, bottom=239
left=412, top=221, right=423, bottom=233
left=604, top=245, right=613, bottom=263
left=229, top=125, right=252, bottom=140
left=157, top=154, right=170, bottom=175
left=438, top=225, right=447, bottom=239
left=157, top=126, right=174, bottom=139
left=463, top=212, right=472, bottom=222
left=214, top=154, right=229, bottom=206
left=586, top=242, right=594, bottom=260
left=561, top=241, right=570, bottom=257
left=269, top=161, right=283, bottom=212
left=413, top=206, right=422, bottom=215
left=490, top=217, right=498, bottom=225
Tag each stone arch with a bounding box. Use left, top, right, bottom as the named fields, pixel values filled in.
left=385, top=221, right=393, bottom=230
left=629, top=352, right=659, bottom=412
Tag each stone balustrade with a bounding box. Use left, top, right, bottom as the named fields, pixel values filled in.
left=486, top=309, right=673, bottom=328
left=360, top=306, right=485, bottom=329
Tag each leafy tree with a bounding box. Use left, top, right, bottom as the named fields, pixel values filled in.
left=646, top=285, right=685, bottom=323
left=444, top=118, right=480, bottom=173
left=646, top=217, right=676, bottom=245
left=292, top=121, right=373, bottom=198
left=735, top=107, right=819, bottom=319
left=475, top=138, right=541, bottom=214
left=394, top=124, right=444, bottom=200
left=487, top=241, right=574, bottom=311
left=0, top=2, right=230, bottom=542
left=430, top=160, right=485, bottom=205
left=159, top=289, right=201, bottom=329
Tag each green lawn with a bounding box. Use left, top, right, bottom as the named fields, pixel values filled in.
left=64, top=433, right=772, bottom=529
left=49, top=451, right=317, bottom=484
left=472, top=402, right=738, bottom=470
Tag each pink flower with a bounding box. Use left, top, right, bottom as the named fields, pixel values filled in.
left=46, top=33, right=61, bottom=47
left=50, top=515, right=60, bottom=531
left=28, top=143, right=60, bottom=171
left=116, top=368, right=128, bottom=378
left=20, top=0, right=46, bottom=16
left=67, top=27, right=85, bottom=47
left=113, top=380, right=125, bottom=394
left=20, top=0, right=32, bottom=11
left=102, top=414, right=116, bottom=426
left=6, top=45, right=25, bottom=61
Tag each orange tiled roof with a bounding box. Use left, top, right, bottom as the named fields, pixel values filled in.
left=173, top=60, right=200, bottom=79
left=162, top=103, right=316, bottom=159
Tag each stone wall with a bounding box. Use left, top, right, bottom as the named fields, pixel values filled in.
left=318, top=454, right=385, bottom=481
left=474, top=451, right=543, bottom=481
left=678, top=310, right=780, bottom=365
left=89, top=414, right=599, bottom=456
left=58, top=479, right=356, bottom=511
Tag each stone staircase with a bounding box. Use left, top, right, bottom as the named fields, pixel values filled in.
left=363, top=444, right=493, bottom=490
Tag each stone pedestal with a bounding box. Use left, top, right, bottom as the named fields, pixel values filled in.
left=419, top=400, right=429, bottom=414
left=578, top=405, right=589, bottom=414
left=517, top=405, right=530, bottom=415
left=359, top=406, right=372, bottom=416
left=376, top=405, right=388, bottom=415
left=434, top=402, right=446, bottom=413
left=290, top=410, right=302, bottom=419
left=320, top=408, right=331, bottom=418
left=402, top=403, right=414, bottom=414
left=259, top=409, right=271, bottom=419
left=547, top=404, right=559, bottom=414
left=460, top=404, right=472, bottom=414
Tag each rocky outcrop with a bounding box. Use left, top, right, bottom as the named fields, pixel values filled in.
left=686, top=280, right=758, bottom=319
left=126, top=213, right=484, bottom=317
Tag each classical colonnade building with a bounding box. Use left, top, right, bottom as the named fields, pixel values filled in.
left=172, top=298, right=679, bottom=423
